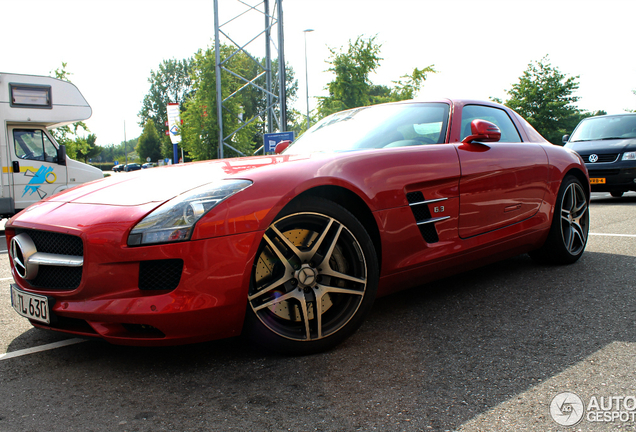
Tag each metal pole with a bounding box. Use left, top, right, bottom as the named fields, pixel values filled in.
left=214, top=0, right=224, bottom=159
left=264, top=0, right=273, bottom=138
left=277, top=0, right=287, bottom=131
left=303, top=29, right=314, bottom=131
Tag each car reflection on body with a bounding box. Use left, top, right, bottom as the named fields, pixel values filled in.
left=6, top=99, right=590, bottom=354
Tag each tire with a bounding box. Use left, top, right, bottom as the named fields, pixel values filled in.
left=610, top=191, right=624, bottom=198
left=244, top=197, right=379, bottom=354
left=530, top=175, right=589, bottom=264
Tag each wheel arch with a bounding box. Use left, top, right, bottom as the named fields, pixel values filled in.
left=564, top=167, right=591, bottom=198
left=287, top=185, right=383, bottom=269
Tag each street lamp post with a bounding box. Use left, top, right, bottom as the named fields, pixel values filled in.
left=303, top=29, right=314, bottom=131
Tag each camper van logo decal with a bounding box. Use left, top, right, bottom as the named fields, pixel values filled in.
left=22, top=165, right=56, bottom=199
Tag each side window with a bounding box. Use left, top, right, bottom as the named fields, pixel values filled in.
left=42, top=133, right=58, bottom=163
left=13, top=129, right=58, bottom=163
left=460, top=105, right=522, bottom=142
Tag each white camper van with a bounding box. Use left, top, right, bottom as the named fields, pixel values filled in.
left=0, top=73, right=103, bottom=217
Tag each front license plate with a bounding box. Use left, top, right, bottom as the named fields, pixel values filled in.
left=590, top=178, right=606, bottom=184
left=10, top=284, right=50, bottom=324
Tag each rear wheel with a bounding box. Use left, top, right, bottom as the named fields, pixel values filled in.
left=244, top=197, right=378, bottom=354
left=530, top=175, right=589, bottom=264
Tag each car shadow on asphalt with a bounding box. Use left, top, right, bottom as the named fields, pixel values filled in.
left=5, top=250, right=635, bottom=431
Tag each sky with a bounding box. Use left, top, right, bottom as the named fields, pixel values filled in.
left=1, top=0, right=635, bottom=146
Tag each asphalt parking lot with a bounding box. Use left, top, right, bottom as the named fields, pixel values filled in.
left=1, top=192, right=635, bottom=432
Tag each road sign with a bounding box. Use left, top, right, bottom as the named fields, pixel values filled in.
left=264, top=131, right=295, bottom=153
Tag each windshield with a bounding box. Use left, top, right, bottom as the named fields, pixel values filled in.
left=285, top=102, right=450, bottom=154
left=570, top=115, right=636, bottom=142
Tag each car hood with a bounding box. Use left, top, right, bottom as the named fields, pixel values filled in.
left=47, top=155, right=310, bottom=206
left=566, top=138, right=636, bottom=154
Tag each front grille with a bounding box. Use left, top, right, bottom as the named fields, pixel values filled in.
left=588, top=169, right=621, bottom=176
left=581, top=153, right=619, bottom=163
left=30, top=266, right=83, bottom=290
left=15, top=229, right=83, bottom=256
left=139, top=259, right=183, bottom=291
left=15, top=229, right=83, bottom=290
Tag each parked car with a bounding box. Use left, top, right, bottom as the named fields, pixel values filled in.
left=112, top=164, right=124, bottom=172
left=564, top=113, right=636, bottom=197
left=142, top=163, right=155, bottom=169
left=124, top=163, right=142, bottom=172
left=7, top=99, right=590, bottom=354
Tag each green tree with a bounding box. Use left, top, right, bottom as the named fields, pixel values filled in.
left=138, top=58, right=194, bottom=158
left=94, top=139, right=137, bottom=163
left=181, top=44, right=262, bottom=160
left=140, top=48, right=298, bottom=160
left=316, top=36, right=436, bottom=118
left=71, top=133, right=100, bottom=162
left=495, top=56, right=582, bottom=144
left=317, top=36, right=383, bottom=118
left=389, top=67, right=437, bottom=101
left=136, top=121, right=163, bottom=162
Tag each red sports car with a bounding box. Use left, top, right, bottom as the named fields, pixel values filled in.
left=7, top=100, right=590, bottom=354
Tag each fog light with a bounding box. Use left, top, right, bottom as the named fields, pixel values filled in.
left=633, top=179, right=636, bottom=184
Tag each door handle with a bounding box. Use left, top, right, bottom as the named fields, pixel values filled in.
left=12, top=161, right=20, bottom=173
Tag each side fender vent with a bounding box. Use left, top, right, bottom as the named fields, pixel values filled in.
left=405, top=192, right=442, bottom=244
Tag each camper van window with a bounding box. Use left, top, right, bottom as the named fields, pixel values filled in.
left=13, top=129, right=58, bottom=163
left=10, top=85, right=52, bottom=108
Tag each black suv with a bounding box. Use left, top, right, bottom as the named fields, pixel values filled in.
left=564, top=113, right=636, bottom=197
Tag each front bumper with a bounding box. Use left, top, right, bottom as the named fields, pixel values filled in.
left=8, top=229, right=262, bottom=346
left=586, top=162, right=636, bottom=193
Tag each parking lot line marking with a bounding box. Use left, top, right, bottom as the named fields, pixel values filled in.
left=0, top=338, right=87, bottom=361
left=589, top=233, right=636, bottom=238
left=0, top=277, right=13, bottom=281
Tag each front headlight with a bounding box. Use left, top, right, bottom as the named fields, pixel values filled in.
left=622, top=152, right=636, bottom=161
left=127, top=179, right=252, bottom=246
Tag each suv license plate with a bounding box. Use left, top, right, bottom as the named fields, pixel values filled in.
left=590, top=178, right=606, bottom=184
left=10, top=285, right=50, bottom=324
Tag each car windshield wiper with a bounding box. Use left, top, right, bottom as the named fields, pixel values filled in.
left=599, top=137, right=623, bottom=140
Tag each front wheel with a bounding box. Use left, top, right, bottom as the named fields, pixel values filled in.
left=244, top=197, right=379, bottom=354
left=610, top=191, right=624, bottom=198
left=530, top=175, right=589, bottom=264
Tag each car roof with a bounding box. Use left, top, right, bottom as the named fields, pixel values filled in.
left=584, top=113, right=636, bottom=120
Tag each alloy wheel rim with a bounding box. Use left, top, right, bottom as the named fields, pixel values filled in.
left=560, top=182, right=589, bottom=256
left=249, top=212, right=368, bottom=342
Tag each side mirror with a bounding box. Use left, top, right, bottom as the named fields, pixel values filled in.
left=274, top=140, right=291, bottom=154
left=57, top=145, right=67, bottom=166
left=562, top=134, right=570, bottom=144
left=461, top=119, right=501, bottom=144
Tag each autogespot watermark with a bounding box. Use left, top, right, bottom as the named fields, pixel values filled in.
left=550, top=392, right=636, bottom=426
